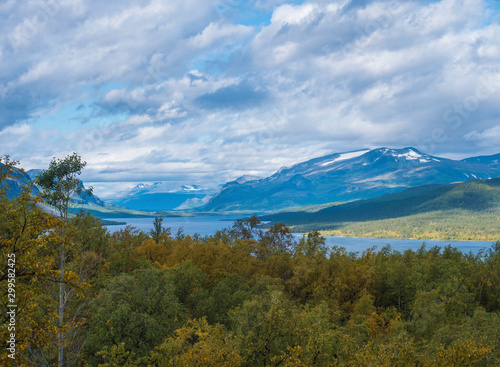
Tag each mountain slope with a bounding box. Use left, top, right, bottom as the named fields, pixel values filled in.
left=1, top=164, right=105, bottom=207
left=261, top=179, right=500, bottom=241
left=27, top=169, right=105, bottom=206
left=198, top=147, right=500, bottom=213
left=262, top=178, right=500, bottom=224
left=463, top=153, right=500, bottom=169
left=0, top=163, right=40, bottom=199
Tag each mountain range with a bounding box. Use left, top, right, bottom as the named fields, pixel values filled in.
left=108, top=182, right=214, bottom=211
left=0, top=164, right=194, bottom=220
left=3, top=147, right=500, bottom=215
left=0, top=162, right=212, bottom=213
left=197, top=147, right=500, bottom=213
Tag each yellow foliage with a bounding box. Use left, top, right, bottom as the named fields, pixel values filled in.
left=149, top=318, right=242, bottom=367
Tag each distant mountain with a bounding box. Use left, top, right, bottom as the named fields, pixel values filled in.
left=463, top=153, right=500, bottom=169
left=197, top=147, right=500, bottom=213
left=109, top=182, right=215, bottom=211
left=0, top=164, right=104, bottom=206
left=26, top=169, right=105, bottom=206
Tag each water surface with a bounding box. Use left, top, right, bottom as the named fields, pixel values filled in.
left=105, top=216, right=495, bottom=255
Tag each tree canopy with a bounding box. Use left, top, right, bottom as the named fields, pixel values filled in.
left=0, top=154, right=499, bottom=366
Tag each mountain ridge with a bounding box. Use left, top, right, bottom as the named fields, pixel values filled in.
left=4, top=147, right=500, bottom=214
left=463, top=153, right=500, bottom=169
left=197, top=147, right=500, bottom=213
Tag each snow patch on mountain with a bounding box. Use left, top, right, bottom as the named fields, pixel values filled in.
left=395, top=149, right=432, bottom=163
left=320, top=149, right=371, bottom=166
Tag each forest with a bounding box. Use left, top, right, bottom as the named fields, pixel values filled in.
left=312, top=209, right=500, bottom=241
left=1, top=155, right=499, bottom=366
left=264, top=179, right=500, bottom=241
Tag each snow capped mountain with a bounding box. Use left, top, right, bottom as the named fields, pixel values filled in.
left=266, top=147, right=446, bottom=180
left=114, top=182, right=208, bottom=198
left=128, top=182, right=165, bottom=195
left=198, top=147, right=500, bottom=213
left=108, top=182, right=215, bottom=211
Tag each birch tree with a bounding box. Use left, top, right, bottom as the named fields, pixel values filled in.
left=36, top=153, right=91, bottom=367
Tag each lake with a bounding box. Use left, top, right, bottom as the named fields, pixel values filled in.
left=104, top=216, right=496, bottom=256
left=105, top=215, right=242, bottom=236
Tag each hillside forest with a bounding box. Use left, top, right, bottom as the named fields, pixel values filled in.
left=263, top=179, right=500, bottom=241
left=1, top=155, right=499, bottom=366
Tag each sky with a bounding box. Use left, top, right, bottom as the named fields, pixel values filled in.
left=1, top=0, right=500, bottom=197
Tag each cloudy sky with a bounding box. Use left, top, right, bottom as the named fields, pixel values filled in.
left=1, top=0, right=499, bottom=197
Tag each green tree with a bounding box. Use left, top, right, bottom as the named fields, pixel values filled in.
left=478, top=242, right=500, bottom=312
left=167, top=261, right=208, bottom=315
left=36, top=153, right=91, bottom=367
left=286, top=231, right=329, bottom=304
left=295, top=230, right=327, bottom=257
left=199, top=274, right=251, bottom=327
left=36, top=152, right=92, bottom=221
left=106, top=226, right=151, bottom=276
left=259, top=222, right=295, bottom=255
left=230, top=215, right=261, bottom=240
left=0, top=156, right=18, bottom=187
left=230, top=288, right=337, bottom=366
left=82, top=268, right=185, bottom=366
left=149, top=216, right=171, bottom=244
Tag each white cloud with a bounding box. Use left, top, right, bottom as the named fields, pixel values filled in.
left=0, top=123, right=32, bottom=136
left=188, top=22, right=253, bottom=49
left=465, top=125, right=500, bottom=145
left=1, top=0, right=500, bottom=195
left=271, top=3, right=319, bottom=25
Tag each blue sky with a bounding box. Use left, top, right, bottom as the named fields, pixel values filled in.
left=1, top=0, right=500, bottom=197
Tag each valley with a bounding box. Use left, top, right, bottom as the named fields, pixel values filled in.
left=3, top=147, right=500, bottom=242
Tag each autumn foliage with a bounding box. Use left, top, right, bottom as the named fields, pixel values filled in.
left=1, top=157, right=499, bottom=366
